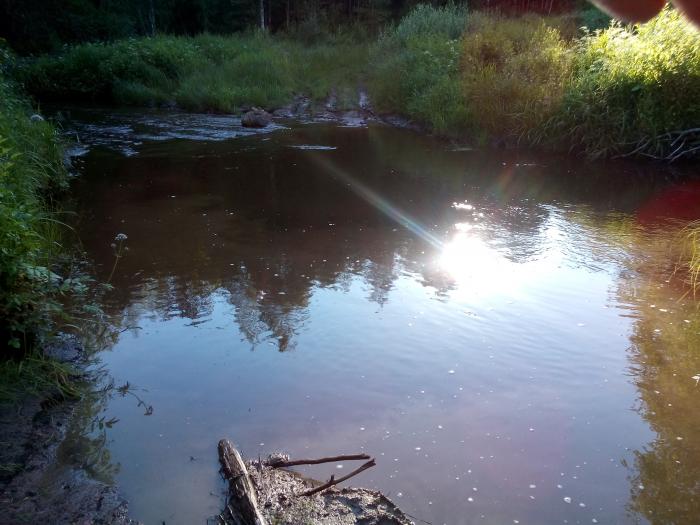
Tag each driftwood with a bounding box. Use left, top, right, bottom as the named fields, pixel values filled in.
left=301, top=459, right=376, bottom=497
left=267, top=453, right=371, bottom=469
left=218, top=439, right=268, bottom=525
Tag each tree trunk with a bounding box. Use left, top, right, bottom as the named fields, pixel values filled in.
left=148, top=0, right=156, bottom=36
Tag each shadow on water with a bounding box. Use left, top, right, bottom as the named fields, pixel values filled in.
left=59, top=112, right=700, bottom=524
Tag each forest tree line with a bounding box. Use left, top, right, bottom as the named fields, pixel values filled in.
left=1, top=0, right=582, bottom=54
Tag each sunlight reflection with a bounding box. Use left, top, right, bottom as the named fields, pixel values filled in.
left=439, top=229, right=516, bottom=294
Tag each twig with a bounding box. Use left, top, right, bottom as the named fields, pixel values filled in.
left=300, top=458, right=376, bottom=497
left=268, top=453, right=370, bottom=468
left=404, top=511, right=434, bottom=525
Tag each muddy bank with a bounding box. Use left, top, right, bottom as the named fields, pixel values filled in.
left=0, top=335, right=135, bottom=525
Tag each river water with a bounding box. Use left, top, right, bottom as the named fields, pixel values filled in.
left=63, top=110, right=700, bottom=525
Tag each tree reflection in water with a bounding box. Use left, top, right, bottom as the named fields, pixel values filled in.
left=621, top=244, right=700, bottom=525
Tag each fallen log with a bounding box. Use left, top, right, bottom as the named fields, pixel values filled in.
left=217, top=439, right=268, bottom=525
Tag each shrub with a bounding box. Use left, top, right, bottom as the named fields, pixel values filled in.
left=16, top=32, right=368, bottom=112
left=368, top=4, right=470, bottom=134
left=545, top=7, right=700, bottom=159
left=461, top=13, right=575, bottom=143
left=392, top=3, right=468, bottom=43
left=0, top=49, right=68, bottom=351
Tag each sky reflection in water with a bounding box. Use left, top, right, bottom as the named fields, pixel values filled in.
left=65, top=114, right=700, bottom=525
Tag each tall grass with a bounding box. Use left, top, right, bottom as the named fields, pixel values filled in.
left=461, top=12, right=574, bottom=143
left=18, top=32, right=369, bottom=112
left=1, top=46, right=99, bottom=399
left=368, top=4, right=470, bottom=134
left=13, top=5, right=700, bottom=159
left=543, top=7, right=700, bottom=159
left=1, top=47, right=69, bottom=352
left=682, top=223, right=700, bottom=292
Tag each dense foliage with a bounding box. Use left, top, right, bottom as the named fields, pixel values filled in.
left=368, top=4, right=470, bottom=134
left=17, top=32, right=368, bottom=112
left=371, top=5, right=699, bottom=159
left=0, top=47, right=69, bottom=352
left=11, top=4, right=700, bottom=161
left=460, top=12, right=575, bottom=143
left=545, top=7, right=700, bottom=160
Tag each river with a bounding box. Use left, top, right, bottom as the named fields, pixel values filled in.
left=61, top=109, right=700, bottom=525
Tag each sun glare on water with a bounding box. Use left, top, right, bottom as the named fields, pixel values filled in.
left=438, top=222, right=522, bottom=297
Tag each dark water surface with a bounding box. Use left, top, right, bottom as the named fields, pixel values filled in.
left=65, top=111, right=700, bottom=525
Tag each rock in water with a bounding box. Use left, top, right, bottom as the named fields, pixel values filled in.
left=242, top=108, right=272, bottom=128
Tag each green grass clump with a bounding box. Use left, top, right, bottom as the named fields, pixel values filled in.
left=368, top=3, right=470, bottom=134
left=1, top=45, right=105, bottom=400
left=13, top=5, right=700, bottom=160
left=1, top=47, right=69, bottom=352
left=0, top=355, right=81, bottom=402
left=545, top=7, right=700, bottom=159
left=682, top=222, right=700, bottom=292
left=17, top=32, right=369, bottom=113
left=461, top=12, right=574, bottom=143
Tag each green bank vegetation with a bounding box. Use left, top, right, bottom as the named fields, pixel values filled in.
left=15, top=5, right=700, bottom=161
left=369, top=4, right=699, bottom=160
left=18, top=32, right=369, bottom=113
left=0, top=47, right=97, bottom=400
left=682, top=222, right=700, bottom=292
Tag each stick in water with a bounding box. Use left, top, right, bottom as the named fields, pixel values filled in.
left=300, top=458, right=377, bottom=497
left=268, top=453, right=371, bottom=468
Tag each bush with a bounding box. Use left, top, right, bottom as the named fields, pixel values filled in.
left=16, top=32, right=368, bottom=112
left=545, top=7, right=700, bottom=159
left=392, top=3, right=468, bottom=43
left=0, top=48, right=68, bottom=351
left=461, top=13, right=574, bottom=143
left=368, top=4, right=470, bottom=134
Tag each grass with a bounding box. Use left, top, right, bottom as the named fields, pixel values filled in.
left=368, top=4, right=470, bottom=134
left=543, top=7, right=700, bottom=160
left=0, top=355, right=82, bottom=403
left=17, top=31, right=369, bottom=113
left=0, top=44, right=100, bottom=401
left=461, top=12, right=575, bottom=144
left=1, top=47, right=68, bottom=353
left=14, top=5, right=700, bottom=161
left=681, top=222, right=700, bottom=292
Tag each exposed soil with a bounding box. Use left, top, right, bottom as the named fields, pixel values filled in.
left=0, top=335, right=135, bottom=525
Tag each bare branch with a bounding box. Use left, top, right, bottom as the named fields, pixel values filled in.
left=300, top=459, right=376, bottom=497
left=268, top=453, right=371, bottom=468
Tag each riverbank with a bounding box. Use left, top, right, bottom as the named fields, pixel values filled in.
left=0, top=336, right=135, bottom=525
left=13, top=5, right=700, bottom=161
left=0, top=47, right=99, bottom=392
left=1, top=48, right=131, bottom=524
